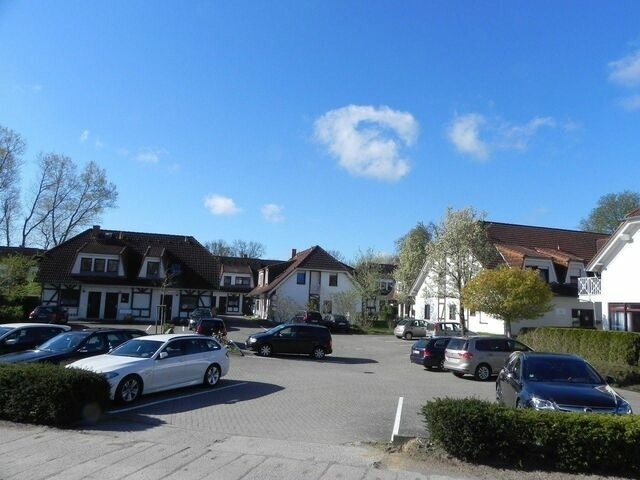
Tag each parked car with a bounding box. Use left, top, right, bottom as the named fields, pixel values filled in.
left=289, top=311, right=323, bottom=325
left=245, top=323, right=332, bottom=359
left=68, top=334, right=229, bottom=404
left=394, top=319, right=463, bottom=340
left=194, top=317, right=227, bottom=336
left=0, top=328, right=146, bottom=365
left=496, top=351, right=633, bottom=415
left=443, top=335, right=531, bottom=381
left=0, top=323, right=71, bottom=355
left=409, top=336, right=453, bottom=370
left=28, top=305, right=69, bottom=324
left=188, top=307, right=213, bottom=329
left=321, top=314, right=350, bottom=333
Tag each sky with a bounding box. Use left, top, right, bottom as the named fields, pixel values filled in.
left=1, top=1, right=640, bottom=262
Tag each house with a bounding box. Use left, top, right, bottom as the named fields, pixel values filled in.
left=38, top=226, right=222, bottom=322
left=578, top=209, right=640, bottom=332
left=250, top=246, right=356, bottom=320
left=407, top=222, right=608, bottom=335
left=363, top=263, right=397, bottom=316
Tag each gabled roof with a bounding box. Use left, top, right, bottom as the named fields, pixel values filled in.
left=409, top=221, right=608, bottom=296
left=249, top=246, right=353, bottom=296
left=39, top=227, right=220, bottom=288
left=587, top=215, right=640, bottom=273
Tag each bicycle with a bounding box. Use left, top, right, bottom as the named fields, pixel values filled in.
left=214, top=332, right=245, bottom=356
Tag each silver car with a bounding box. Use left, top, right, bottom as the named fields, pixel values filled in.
left=394, top=319, right=463, bottom=340
left=443, top=336, right=531, bottom=381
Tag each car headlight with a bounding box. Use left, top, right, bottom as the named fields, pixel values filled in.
left=103, top=372, right=119, bottom=380
left=530, top=397, right=558, bottom=411
left=616, top=400, right=633, bottom=415
left=248, top=337, right=257, bottom=344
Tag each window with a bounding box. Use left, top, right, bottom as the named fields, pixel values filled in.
left=120, top=293, right=130, bottom=303
left=297, top=272, right=306, bottom=285
left=424, top=304, right=431, bottom=320
left=60, top=288, right=80, bottom=307
left=93, top=258, right=105, bottom=272
left=180, top=295, right=197, bottom=311
left=107, top=259, right=119, bottom=273
left=329, top=274, right=338, bottom=287
left=146, top=261, right=160, bottom=277
left=449, top=304, right=457, bottom=320
left=469, top=310, right=476, bottom=317
left=227, top=295, right=240, bottom=313
left=80, top=258, right=92, bottom=272
left=235, top=277, right=250, bottom=286
left=569, top=276, right=579, bottom=285
left=223, top=276, right=232, bottom=286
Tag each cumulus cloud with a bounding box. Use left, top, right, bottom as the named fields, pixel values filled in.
left=261, top=203, right=284, bottom=223
left=135, top=148, right=167, bottom=164
left=619, top=94, right=640, bottom=111
left=314, top=105, right=418, bottom=181
left=80, top=130, right=90, bottom=143
left=609, top=50, right=640, bottom=87
left=447, top=113, right=555, bottom=160
left=204, top=195, right=241, bottom=216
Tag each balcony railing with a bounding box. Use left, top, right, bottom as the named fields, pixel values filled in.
left=578, top=277, right=601, bottom=296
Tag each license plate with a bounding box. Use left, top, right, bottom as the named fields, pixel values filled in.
left=412, top=350, right=420, bottom=354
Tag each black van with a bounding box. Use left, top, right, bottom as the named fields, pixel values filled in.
left=245, top=323, right=332, bottom=359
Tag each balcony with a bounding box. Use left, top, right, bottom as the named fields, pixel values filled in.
left=578, top=277, right=601, bottom=296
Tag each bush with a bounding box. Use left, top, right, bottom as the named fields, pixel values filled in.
left=0, top=363, right=111, bottom=426
left=422, top=398, right=640, bottom=475
left=0, top=305, right=25, bottom=323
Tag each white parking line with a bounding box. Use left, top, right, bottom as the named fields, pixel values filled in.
left=391, top=396, right=404, bottom=442
left=109, top=381, right=249, bottom=414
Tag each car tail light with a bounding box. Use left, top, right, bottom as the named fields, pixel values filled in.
left=196, top=325, right=204, bottom=334
left=422, top=350, right=431, bottom=358
left=460, top=351, right=473, bottom=359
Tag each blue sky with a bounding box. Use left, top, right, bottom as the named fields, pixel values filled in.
left=1, top=1, right=639, bottom=262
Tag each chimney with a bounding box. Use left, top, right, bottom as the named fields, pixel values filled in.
left=291, top=248, right=297, bottom=258
left=91, top=225, right=100, bottom=238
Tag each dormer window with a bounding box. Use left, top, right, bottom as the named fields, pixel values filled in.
left=80, top=258, right=92, bottom=272
left=94, top=258, right=105, bottom=273
left=224, top=276, right=232, bottom=286
left=235, top=277, right=250, bottom=286
left=147, top=261, right=160, bottom=277
left=107, top=259, right=119, bottom=273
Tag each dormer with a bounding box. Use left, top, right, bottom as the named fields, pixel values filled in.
left=73, top=242, right=125, bottom=276
left=523, top=257, right=557, bottom=283
left=565, top=261, right=586, bottom=285
left=139, top=246, right=165, bottom=279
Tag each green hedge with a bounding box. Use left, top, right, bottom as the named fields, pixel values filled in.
left=518, top=328, right=640, bottom=366
left=423, top=398, right=640, bottom=475
left=0, top=363, right=110, bottom=426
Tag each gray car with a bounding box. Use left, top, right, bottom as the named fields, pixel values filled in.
left=443, top=335, right=531, bottom=381
left=394, top=319, right=462, bottom=340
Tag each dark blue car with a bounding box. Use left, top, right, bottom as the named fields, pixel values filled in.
left=496, top=351, right=632, bottom=415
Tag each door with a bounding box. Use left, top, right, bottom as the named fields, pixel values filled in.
left=218, top=297, right=227, bottom=314
left=271, top=326, right=299, bottom=354
left=160, top=294, right=173, bottom=322
left=104, top=293, right=119, bottom=320
left=87, top=292, right=102, bottom=319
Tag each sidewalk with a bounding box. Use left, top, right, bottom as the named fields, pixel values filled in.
left=0, top=419, right=477, bottom=480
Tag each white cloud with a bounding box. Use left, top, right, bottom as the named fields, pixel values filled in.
left=609, top=50, right=640, bottom=87
left=80, top=130, right=90, bottom=143
left=619, top=94, right=640, bottom=111
left=314, top=105, right=418, bottom=181
left=261, top=203, right=284, bottom=223
left=95, top=138, right=105, bottom=148
left=447, top=114, right=489, bottom=160
left=135, top=148, right=167, bottom=164
left=447, top=113, right=555, bottom=160
left=204, top=195, right=241, bottom=216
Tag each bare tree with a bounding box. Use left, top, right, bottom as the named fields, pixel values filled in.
left=0, top=126, right=25, bottom=246
left=231, top=239, right=265, bottom=258
left=21, top=154, right=117, bottom=248
left=205, top=239, right=234, bottom=256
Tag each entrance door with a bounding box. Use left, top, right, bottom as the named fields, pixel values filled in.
left=160, top=294, right=173, bottom=322
left=87, top=292, right=102, bottom=319
left=104, top=293, right=118, bottom=320
left=219, top=297, right=227, bottom=314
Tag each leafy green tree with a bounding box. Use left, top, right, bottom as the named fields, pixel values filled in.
left=0, top=254, right=40, bottom=301
left=352, top=249, right=384, bottom=325
left=579, top=191, right=640, bottom=234
left=393, top=222, right=431, bottom=306
left=462, top=266, right=553, bottom=337
left=422, top=207, right=498, bottom=333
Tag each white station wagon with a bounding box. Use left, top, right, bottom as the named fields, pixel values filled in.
left=68, top=334, right=230, bottom=404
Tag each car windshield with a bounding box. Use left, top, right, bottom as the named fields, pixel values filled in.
left=38, top=332, right=88, bottom=352
left=110, top=339, right=164, bottom=358
left=523, top=357, right=604, bottom=384
left=265, top=324, right=288, bottom=334
left=0, top=327, right=12, bottom=336
left=397, top=320, right=411, bottom=326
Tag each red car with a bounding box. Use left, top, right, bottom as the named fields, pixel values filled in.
left=28, top=305, right=69, bottom=324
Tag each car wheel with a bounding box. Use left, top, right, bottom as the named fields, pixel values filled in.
left=452, top=371, right=465, bottom=378
left=311, top=346, right=326, bottom=360
left=439, top=358, right=447, bottom=371
left=404, top=332, right=413, bottom=340
left=116, top=375, right=142, bottom=404
left=259, top=344, right=272, bottom=357
left=203, top=364, right=221, bottom=387
left=474, top=364, right=492, bottom=381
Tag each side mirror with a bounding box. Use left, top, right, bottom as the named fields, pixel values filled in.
left=158, top=351, right=168, bottom=360
left=606, top=375, right=616, bottom=384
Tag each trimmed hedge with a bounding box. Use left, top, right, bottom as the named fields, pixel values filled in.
left=0, top=363, right=110, bottom=426
left=518, top=328, right=640, bottom=366
left=423, top=398, right=640, bottom=476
